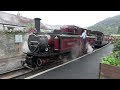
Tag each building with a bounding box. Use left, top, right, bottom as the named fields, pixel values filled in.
left=0, top=11, right=47, bottom=31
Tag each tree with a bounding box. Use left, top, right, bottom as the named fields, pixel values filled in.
left=117, top=26, right=120, bottom=34
left=113, top=40, right=120, bottom=52
left=25, top=23, right=35, bottom=32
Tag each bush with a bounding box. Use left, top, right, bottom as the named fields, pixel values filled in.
left=0, top=30, right=27, bottom=35
left=102, top=54, right=120, bottom=66
left=102, top=38, right=120, bottom=67
left=25, top=23, right=35, bottom=32
left=113, top=40, right=120, bottom=52
left=112, top=51, right=120, bottom=59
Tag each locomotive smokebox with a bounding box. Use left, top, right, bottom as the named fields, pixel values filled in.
left=34, top=18, right=41, bottom=33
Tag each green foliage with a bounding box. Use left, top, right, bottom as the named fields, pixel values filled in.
left=102, top=39, right=120, bottom=66
left=88, top=15, right=120, bottom=34
left=117, top=26, right=120, bottom=34
left=112, top=51, right=120, bottom=59
left=25, top=23, right=35, bottom=32
left=102, top=54, right=120, bottom=66
left=0, top=29, right=27, bottom=35
left=113, top=40, right=120, bottom=52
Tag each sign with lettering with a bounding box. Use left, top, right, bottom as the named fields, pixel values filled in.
left=15, top=35, right=22, bottom=43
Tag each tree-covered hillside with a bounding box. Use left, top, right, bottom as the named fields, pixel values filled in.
left=88, top=15, right=120, bottom=35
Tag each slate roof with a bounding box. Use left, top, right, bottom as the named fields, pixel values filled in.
left=0, top=11, right=47, bottom=29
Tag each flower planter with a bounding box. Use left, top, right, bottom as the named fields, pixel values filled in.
left=99, top=63, right=120, bottom=79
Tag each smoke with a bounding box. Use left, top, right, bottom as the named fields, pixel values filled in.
left=22, top=41, right=30, bottom=53
left=86, top=42, right=93, bottom=54
left=21, top=34, right=30, bottom=53
left=70, top=42, right=93, bottom=59
left=71, top=44, right=80, bottom=59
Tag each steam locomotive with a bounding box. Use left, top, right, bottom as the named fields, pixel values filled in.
left=21, top=18, right=109, bottom=69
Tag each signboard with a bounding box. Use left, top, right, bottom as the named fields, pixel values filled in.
left=15, top=35, right=23, bottom=43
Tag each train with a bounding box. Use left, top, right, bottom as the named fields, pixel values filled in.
left=21, top=18, right=110, bottom=69
left=91, top=31, right=109, bottom=47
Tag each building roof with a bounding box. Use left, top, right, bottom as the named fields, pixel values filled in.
left=0, top=11, right=47, bottom=29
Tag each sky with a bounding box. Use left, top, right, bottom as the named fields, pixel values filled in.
left=2, top=11, right=120, bottom=28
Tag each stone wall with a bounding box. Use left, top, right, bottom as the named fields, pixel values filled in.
left=0, top=32, right=28, bottom=59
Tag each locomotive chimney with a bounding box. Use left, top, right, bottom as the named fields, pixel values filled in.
left=34, top=18, right=41, bottom=33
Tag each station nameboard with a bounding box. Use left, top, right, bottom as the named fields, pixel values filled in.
left=15, top=35, right=23, bottom=43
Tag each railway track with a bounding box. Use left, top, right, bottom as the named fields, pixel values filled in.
left=0, top=60, right=65, bottom=79
left=0, top=53, right=88, bottom=79
left=0, top=54, right=27, bottom=79
left=0, top=67, right=31, bottom=79
left=0, top=51, right=67, bottom=79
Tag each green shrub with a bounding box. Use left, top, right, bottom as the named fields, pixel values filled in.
left=112, top=51, right=120, bottom=59
left=102, top=38, right=120, bottom=66
left=0, top=30, right=27, bottom=35
left=113, top=40, right=120, bottom=52
left=102, top=54, right=120, bottom=66
left=25, top=23, right=35, bottom=32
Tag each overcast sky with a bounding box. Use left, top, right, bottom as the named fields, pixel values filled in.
left=2, top=11, right=120, bottom=28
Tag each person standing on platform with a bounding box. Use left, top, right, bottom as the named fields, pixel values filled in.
left=82, top=30, right=87, bottom=53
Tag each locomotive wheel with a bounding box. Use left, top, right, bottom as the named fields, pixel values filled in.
left=36, top=58, right=42, bottom=67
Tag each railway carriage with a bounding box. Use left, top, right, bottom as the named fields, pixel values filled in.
left=91, top=31, right=109, bottom=47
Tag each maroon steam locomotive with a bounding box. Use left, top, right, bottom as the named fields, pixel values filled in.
left=21, top=18, right=108, bottom=69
